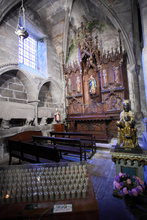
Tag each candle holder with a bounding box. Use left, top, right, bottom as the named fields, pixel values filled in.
left=60, top=191, right=65, bottom=200
left=55, top=191, right=59, bottom=200
left=44, top=192, right=49, bottom=201
left=49, top=191, right=54, bottom=200
left=38, top=192, right=43, bottom=201
left=33, top=192, right=38, bottom=202
left=27, top=193, right=32, bottom=202
left=71, top=190, right=75, bottom=199
left=66, top=191, right=70, bottom=199
left=82, top=189, right=87, bottom=198
left=22, top=193, right=27, bottom=202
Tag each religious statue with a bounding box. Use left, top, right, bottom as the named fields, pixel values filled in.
left=116, top=100, right=138, bottom=149
left=76, top=75, right=81, bottom=93
left=68, top=78, right=72, bottom=94
left=54, top=109, right=61, bottom=123
left=102, top=69, right=108, bottom=88
left=88, top=56, right=95, bottom=68
left=89, top=75, right=97, bottom=95
left=113, top=66, right=120, bottom=85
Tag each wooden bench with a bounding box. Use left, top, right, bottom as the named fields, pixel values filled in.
left=8, top=130, right=42, bottom=142
left=32, top=136, right=86, bottom=161
left=8, top=140, right=60, bottom=164
left=50, top=131, right=96, bottom=158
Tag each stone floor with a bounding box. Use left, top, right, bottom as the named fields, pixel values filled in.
left=88, top=149, right=147, bottom=220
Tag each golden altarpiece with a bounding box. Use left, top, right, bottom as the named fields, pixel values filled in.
left=64, top=27, right=129, bottom=142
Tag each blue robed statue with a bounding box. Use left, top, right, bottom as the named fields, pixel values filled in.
left=89, top=75, right=97, bottom=95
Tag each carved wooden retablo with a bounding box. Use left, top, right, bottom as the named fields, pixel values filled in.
left=64, top=24, right=129, bottom=141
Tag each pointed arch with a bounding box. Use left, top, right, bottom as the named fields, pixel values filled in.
left=90, top=0, right=135, bottom=65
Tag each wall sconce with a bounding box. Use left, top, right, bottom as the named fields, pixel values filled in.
left=15, top=0, right=29, bottom=40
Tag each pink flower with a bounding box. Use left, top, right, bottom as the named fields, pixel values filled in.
left=123, top=187, right=128, bottom=195
left=119, top=172, right=124, bottom=177
left=113, top=174, right=144, bottom=198
left=138, top=179, right=144, bottom=186
left=126, top=179, right=132, bottom=184
left=131, top=188, right=138, bottom=196
left=114, top=182, right=122, bottom=190
left=113, top=180, right=117, bottom=185
left=135, top=176, right=140, bottom=180
left=136, top=185, right=143, bottom=192
left=135, top=176, right=145, bottom=186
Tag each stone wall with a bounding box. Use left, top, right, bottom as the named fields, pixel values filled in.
left=0, top=71, right=27, bottom=104
left=139, top=0, right=147, bottom=147
left=0, top=22, right=18, bottom=65
left=0, top=1, right=65, bottom=162
left=139, top=0, right=147, bottom=111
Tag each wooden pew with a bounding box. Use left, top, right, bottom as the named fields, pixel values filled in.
left=50, top=131, right=96, bottom=158
left=8, top=140, right=60, bottom=164
left=32, top=136, right=86, bottom=161
left=8, top=130, right=42, bottom=142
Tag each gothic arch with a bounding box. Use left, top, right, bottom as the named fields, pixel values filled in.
left=38, top=78, right=63, bottom=104
left=0, top=66, right=38, bottom=101
left=90, top=0, right=135, bottom=65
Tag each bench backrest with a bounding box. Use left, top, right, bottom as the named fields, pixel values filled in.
left=50, top=131, right=93, bottom=139
left=49, top=132, right=96, bottom=144
left=8, top=131, right=42, bottom=142
left=33, top=136, right=81, bottom=147
left=8, top=140, right=60, bottom=162
left=37, top=144, right=60, bottom=161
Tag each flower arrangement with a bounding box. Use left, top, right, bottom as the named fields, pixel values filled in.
left=113, top=172, right=145, bottom=198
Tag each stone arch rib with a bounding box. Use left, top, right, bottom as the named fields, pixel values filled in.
left=90, top=0, right=136, bottom=65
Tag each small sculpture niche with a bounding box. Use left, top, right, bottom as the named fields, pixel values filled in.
left=68, top=78, right=72, bottom=95
left=76, top=75, right=81, bottom=93
left=89, top=75, right=97, bottom=95
left=102, top=69, right=108, bottom=88
left=54, top=109, right=61, bottom=123
left=113, top=66, right=120, bottom=86
left=116, top=100, right=138, bottom=149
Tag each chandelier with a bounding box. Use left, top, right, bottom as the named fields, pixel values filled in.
left=15, top=0, right=29, bottom=39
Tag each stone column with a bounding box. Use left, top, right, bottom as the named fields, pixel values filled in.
left=138, top=1, right=147, bottom=140
left=0, top=138, right=8, bottom=162
left=62, top=0, right=73, bottom=119
left=127, top=64, right=141, bottom=112
left=127, top=64, right=144, bottom=135
left=139, top=0, right=147, bottom=107
left=142, top=118, right=147, bottom=149
left=28, top=100, right=39, bottom=126
left=63, top=0, right=74, bottom=63
left=142, top=46, right=147, bottom=104
left=0, top=138, right=4, bottom=161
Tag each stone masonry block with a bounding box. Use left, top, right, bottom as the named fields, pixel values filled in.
left=0, top=141, right=4, bottom=160
left=0, top=88, right=13, bottom=98
left=14, top=91, right=27, bottom=100
left=14, top=78, right=22, bottom=84
left=0, top=97, right=8, bottom=101
left=9, top=98, right=27, bottom=104
left=0, top=80, right=9, bottom=88
left=9, top=83, right=24, bottom=92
